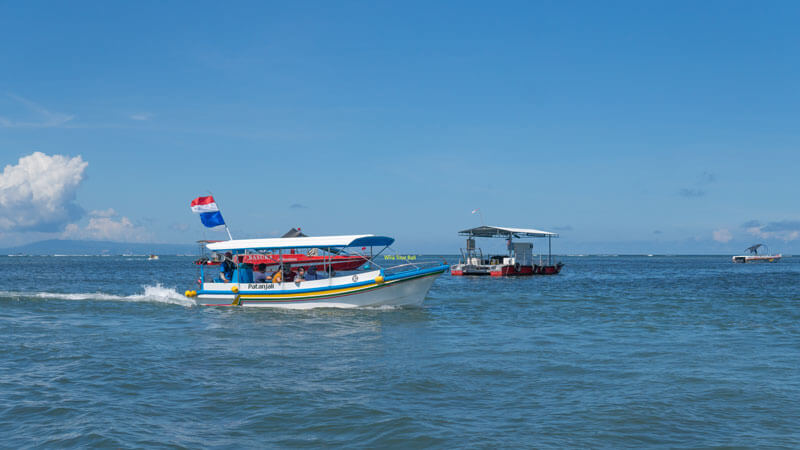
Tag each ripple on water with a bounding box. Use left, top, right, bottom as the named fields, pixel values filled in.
left=2, top=256, right=800, bottom=446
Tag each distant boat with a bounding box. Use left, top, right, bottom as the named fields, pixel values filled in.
left=732, top=244, right=781, bottom=263
left=148, top=254, right=160, bottom=260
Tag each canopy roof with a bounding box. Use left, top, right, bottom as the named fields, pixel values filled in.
left=206, top=234, right=394, bottom=251
left=459, top=225, right=558, bottom=238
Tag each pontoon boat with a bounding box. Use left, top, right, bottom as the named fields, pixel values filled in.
left=451, top=226, right=563, bottom=276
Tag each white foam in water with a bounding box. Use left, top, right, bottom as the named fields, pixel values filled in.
left=1, top=286, right=409, bottom=310
left=224, top=302, right=402, bottom=310
left=1, top=284, right=195, bottom=307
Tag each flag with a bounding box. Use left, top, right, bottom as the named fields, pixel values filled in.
left=190, top=196, right=226, bottom=228
left=471, top=209, right=479, bottom=214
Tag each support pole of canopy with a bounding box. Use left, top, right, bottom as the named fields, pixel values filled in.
left=548, top=235, right=552, bottom=265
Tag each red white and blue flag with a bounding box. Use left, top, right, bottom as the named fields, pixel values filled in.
left=190, top=196, right=226, bottom=228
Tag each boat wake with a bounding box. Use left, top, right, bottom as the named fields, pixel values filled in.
left=0, top=284, right=195, bottom=307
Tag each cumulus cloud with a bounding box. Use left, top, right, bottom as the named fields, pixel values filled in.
left=711, top=228, right=733, bottom=244
left=63, top=216, right=152, bottom=242
left=89, top=208, right=116, bottom=218
left=744, top=220, right=800, bottom=241
left=712, top=228, right=733, bottom=243
left=0, top=152, right=87, bottom=231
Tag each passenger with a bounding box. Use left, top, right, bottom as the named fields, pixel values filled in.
left=253, top=263, right=268, bottom=283
left=219, top=252, right=235, bottom=282
left=305, top=266, right=319, bottom=280
left=282, top=263, right=295, bottom=282
left=271, top=268, right=282, bottom=283
left=295, top=267, right=306, bottom=282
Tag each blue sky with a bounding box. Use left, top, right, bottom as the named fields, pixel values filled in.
left=1, top=1, right=799, bottom=253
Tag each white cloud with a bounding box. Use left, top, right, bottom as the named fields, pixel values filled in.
left=746, top=220, right=800, bottom=241
left=129, top=113, right=152, bottom=121
left=712, top=228, right=733, bottom=243
left=0, top=94, right=74, bottom=128
left=0, top=152, right=87, bottom=231
left=89, top=208, right=117, bottom=217
left=63, top=216, right=152, bottom=242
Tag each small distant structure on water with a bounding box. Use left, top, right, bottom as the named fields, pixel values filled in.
left=451, top=225, right=564, bottom=276
left=732, top=244, right=781, bottom=263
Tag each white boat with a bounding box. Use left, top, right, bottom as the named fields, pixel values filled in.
left=732, top=244, right=782, bottom=263
left=186, top=234, right=448, bottom=308
left=148, top=254, right=159, bottom=260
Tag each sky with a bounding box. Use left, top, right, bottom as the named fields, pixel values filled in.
left=1, top=0, right=799, bottom=254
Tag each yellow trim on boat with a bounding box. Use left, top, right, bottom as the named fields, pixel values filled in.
left=240, top=281, right=380, bottom=299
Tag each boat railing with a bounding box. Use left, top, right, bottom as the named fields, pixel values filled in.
left=458, top=248, right=483, bottom=265
left=381, top=261, right=446, bottom=276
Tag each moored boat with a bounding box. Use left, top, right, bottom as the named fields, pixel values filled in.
left=451, top=226, right=563, bottom=276
left=186, top=234, right=448, bottom=308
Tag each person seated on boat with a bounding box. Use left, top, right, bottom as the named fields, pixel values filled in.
left=305, top=266, right=319, bottom=280
left=219, top=252, right=235, bottom=282
left=295, top=267, right=306, bottom=282
left=253, top=263, right=268, bottom=283
left=271, top=269, right=282, bottom=283
left=282, top=263, right=295, bottom=282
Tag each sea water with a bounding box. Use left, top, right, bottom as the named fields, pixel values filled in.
left=1, top=255, right=798, bottom=447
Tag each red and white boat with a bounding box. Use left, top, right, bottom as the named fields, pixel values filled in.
left=451, top=226, right=563, bottom=276
left=732, top=244, right=782, bottom=263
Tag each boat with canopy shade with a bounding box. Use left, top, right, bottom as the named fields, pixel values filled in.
left=451, top=225, right=563, bottom=276
left=732, top=244, right=782, bottom=263
left=187, top=234, right=448, bottom=308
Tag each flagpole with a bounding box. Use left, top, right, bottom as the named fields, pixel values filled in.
left=472, top=209, right=484, bottom=225
left=208, top=191, right=234, bottom=240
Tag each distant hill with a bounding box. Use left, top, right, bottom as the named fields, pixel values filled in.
left=0, top=239, right=196, bottom=255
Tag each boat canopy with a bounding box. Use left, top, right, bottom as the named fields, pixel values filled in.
left=745, top=244, right=764, bottom=254
left=459, top=226, right=558, bottom=238
left=206, top=234, right=395, bottom=251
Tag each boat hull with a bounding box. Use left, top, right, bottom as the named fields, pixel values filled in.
left=194, top=265, right=447, bottom=308
left=732, top=254, right=782, bottom=263
left=451, top=262, right=563, bottom=276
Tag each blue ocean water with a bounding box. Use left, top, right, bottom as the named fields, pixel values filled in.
left=1, top=255, right=799, bottom=447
